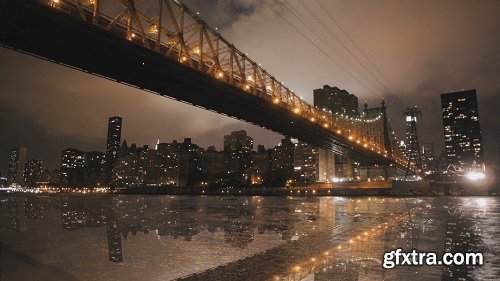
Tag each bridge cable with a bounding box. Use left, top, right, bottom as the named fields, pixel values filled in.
left=296, top=0, right=393, bottom=96
left=271, top=5, right=379, bottom=98
left=313, top=0, right=396, bottom=93
left=283, top=3, right=379, bottom=98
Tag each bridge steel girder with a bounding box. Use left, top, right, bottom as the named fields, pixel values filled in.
left=0, top=0, right=400, bottom=167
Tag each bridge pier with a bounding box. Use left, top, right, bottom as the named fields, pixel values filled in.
left=318, top=148, right=335, bottom=182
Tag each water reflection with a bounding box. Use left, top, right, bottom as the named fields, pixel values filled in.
left=0, top=195, right=499, bottom=281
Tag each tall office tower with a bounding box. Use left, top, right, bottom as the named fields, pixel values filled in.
left=421, top=143, right=436, bottom=174
left=59, top=148, right=85, bottom=187
left=441, top=90, right=483, bottom=169
left=101, top=116, right=122, bottom=185
left=7, top=147, right=28, bottom=185
left=250, top=145, right=271, bottom=184
left=403, top=106, right=422, bottom=168
left=84, top=151, right=105, bottom=186
left=223, top=130, right=254, bottom=175
left=313, top=85, right=359, bottom=117
left=293, top=141, right=319, bottom=183
left=106, top=116, right=122, bottom=162
left=177, top=138, right=201, bottom=186
left=23, top=159, right=43, bottom=187
left=156, top=142, right=180, bottom=186
left=271, top=137, right=295, bottom=173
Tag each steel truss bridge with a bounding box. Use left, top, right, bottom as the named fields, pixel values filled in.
left=0, top=0, right=415, bottom=171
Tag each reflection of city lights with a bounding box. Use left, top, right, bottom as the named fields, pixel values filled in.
left=474, top=198, right=488, bottom=208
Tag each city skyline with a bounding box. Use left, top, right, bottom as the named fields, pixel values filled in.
left=1, top=0, right=499, bottom=173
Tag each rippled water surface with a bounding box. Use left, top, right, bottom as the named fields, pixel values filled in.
left=0, top=195, right=498, bottom=280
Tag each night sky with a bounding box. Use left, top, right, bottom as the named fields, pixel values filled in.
left=1, top=0, right=499, bottom=173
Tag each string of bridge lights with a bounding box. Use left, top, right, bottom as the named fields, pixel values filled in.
left=46, top=0, right=416, bottom=170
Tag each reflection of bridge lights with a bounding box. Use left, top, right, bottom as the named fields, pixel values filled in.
left=294, top=265, right=301, bottom=272
left=349, top=239, right=354, bottom=243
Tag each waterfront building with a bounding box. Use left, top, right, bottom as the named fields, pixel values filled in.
left=84, top=151, right=105, bottom=186
left=223, top=130, right=253, bottom=177
left=7, top=147, right=27, bottom=185
left=23, top=159, right=43, bottom=187
left=106, top=116, right=122, bottom=162
left=201, top=146, right=225, bottom=181
left=271, top=137, right=294, bottom=173
left=441, top=90, right=483, bottom=169
left=112, top=153, right=141, bottom=187
left=102, top=116, right=122, bottom=185
left=293, top=141, right=319, bottom=183
left=59, top=148, right=85, bottom=187
left=156, top=142, right=180, bottom=186
left=250, top=145, right=271, bottom=184
left=177, top=138, right=201, bottom=186
left=421, top=143, right=436, bottom=174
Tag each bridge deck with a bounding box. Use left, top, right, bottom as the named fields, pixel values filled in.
left=0, top=0, right=402, bottom=167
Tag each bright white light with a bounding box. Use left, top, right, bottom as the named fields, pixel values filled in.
left=332, top=177, right=340, bottom=183
left=466, top=171, right=485, bottom=181
left=474, top=198, right=487, bottom=208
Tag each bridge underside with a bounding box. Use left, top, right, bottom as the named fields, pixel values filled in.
left=0, top=0, right=395, bottom=166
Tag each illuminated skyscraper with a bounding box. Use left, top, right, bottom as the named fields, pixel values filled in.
left=60, top=148, right=85, bottom=187
left=441, top=90, right=483, bottom=169
left=102, top=116, right=122, bottom=185
left=106, top=116, right=122, bottom=162
left=224, top=130, right=253, bottom=175
left=271, top=137, right=294, bottom=173
left=293, top=141, right=318, bottom=183
left=7, top=147, right=27, bottom=185
left=84, top=151, right=105, bottom=186
left=421, top=143, right=436, bottom=174
left=403, top=106, right=422, bottom=168
left=23, top=159, right=43, bottom=187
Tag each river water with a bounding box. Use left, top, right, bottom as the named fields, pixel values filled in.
left=0, top=194, right=498, bottom=281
